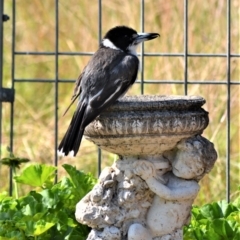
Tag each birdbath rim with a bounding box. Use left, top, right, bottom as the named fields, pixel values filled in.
left=105, top=95, right=206, bottom=112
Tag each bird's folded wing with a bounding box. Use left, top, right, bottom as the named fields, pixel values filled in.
left=62, top=68, right=85, bottom=116
left=89, top=55, right=139, bottom=110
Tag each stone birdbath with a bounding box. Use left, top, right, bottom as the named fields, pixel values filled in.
left=75, top=95, right=217, bottom=240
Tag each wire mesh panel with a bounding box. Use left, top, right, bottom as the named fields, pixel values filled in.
left=0, top=0, right=239, bottom=203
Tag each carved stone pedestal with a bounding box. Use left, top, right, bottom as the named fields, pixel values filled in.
left=75, top=95, right=217, bottom=240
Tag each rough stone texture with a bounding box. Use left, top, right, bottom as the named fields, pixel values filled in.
left=84, top=95, right=209, bottom=156
left=76, top=162, right=154, bottom=240
left=75, top=95, right=217, bottom=240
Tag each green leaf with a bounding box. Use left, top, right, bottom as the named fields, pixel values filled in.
left=33, top=219, right=56, bottom=236
left=211, top=219, right=235, bottom=237
left=39, top=189, right=60, bottom=209
left=216, top=200, right=238, bottom=218
left=217, top=200, right=229, bottom=216
left=227, top=211, right=240, bottom=224
left=0, top=229, right=25, bottom=240
left=233, top=194, right=240, bottom=208
left=67, top=218, right=77, bottom=228
left=204, top=225, right=222, bottom=240
left=19, top=194, right=47, bottom=217
left=16, top=217, right=56, bottom=236
left=14, top=164, right=56, bottom=188
left=62, top=164, right=96, bottom=199
left=0, top=198, right=18, bottom=212
left=200, top=202, right=223, bottom=219
left=223, top=203, right=239, bottom=218
left=233, top=231, right=240, bottom=240
left=0, top=192, right=9, bottom=201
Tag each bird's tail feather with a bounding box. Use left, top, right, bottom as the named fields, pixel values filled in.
left=58, top=103, right=86, bottom=156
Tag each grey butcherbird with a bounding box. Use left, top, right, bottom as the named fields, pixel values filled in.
left=58, top=26, right=159, bottom=157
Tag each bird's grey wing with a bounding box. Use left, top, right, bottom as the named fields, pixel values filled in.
left=62, top=67, right=86, bottom=116
left=89, top=54, right=139, bottom=110
left=78, top=53, right=138, bottom=130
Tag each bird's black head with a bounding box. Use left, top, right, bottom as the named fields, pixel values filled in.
left=102, top=26, right=160, bottom=55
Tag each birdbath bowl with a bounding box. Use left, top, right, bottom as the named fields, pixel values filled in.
left=84, top=95, right=209, bottom=157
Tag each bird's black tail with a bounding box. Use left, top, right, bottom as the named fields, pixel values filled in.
left=58, top=103, right=86, bottom=157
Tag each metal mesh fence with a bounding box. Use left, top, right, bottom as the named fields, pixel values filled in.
left=0, top=0, right=239, bottom=202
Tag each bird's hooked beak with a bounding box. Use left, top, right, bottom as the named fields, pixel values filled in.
left=133, top=32, right=160, bottom=45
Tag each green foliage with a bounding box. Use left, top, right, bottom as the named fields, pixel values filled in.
left=1, top=148, right=31, bottom=199
left=14, top=164, right=56, bottom=188
left=184, top=194, right=240, bottom=240
left=1, top=160, right=239, bottom=239
left=0, top=164, right=97, bottom=240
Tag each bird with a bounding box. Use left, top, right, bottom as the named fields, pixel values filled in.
left=58, top=26, right=160, bottom=157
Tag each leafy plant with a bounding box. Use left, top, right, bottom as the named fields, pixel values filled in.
left=14, top=164, right=56, bottom=189
left=0, top=163, right=97, bottom=240
left=1, top=153, right=239, bottom=239
left=0, top=147, right=30, bottom=198
left=184, top=190, right=240, bottom=240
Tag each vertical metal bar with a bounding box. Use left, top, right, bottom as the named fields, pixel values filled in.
left=97, top=147, right=102, bottom=176
left=0, top=0, right=4, bottom=159
left=184, top=0, right=188, bottom=95
left=226, top=0, right=231, bottom=202
left=97, top=0, right=102, bottom=176
left=54, top=0, right=59, bottom=183
left=98, top=0, right=102, bottom=46
left=140, top=0, right=144, bottom=95
left=9, top=0, right=16, bottom=196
